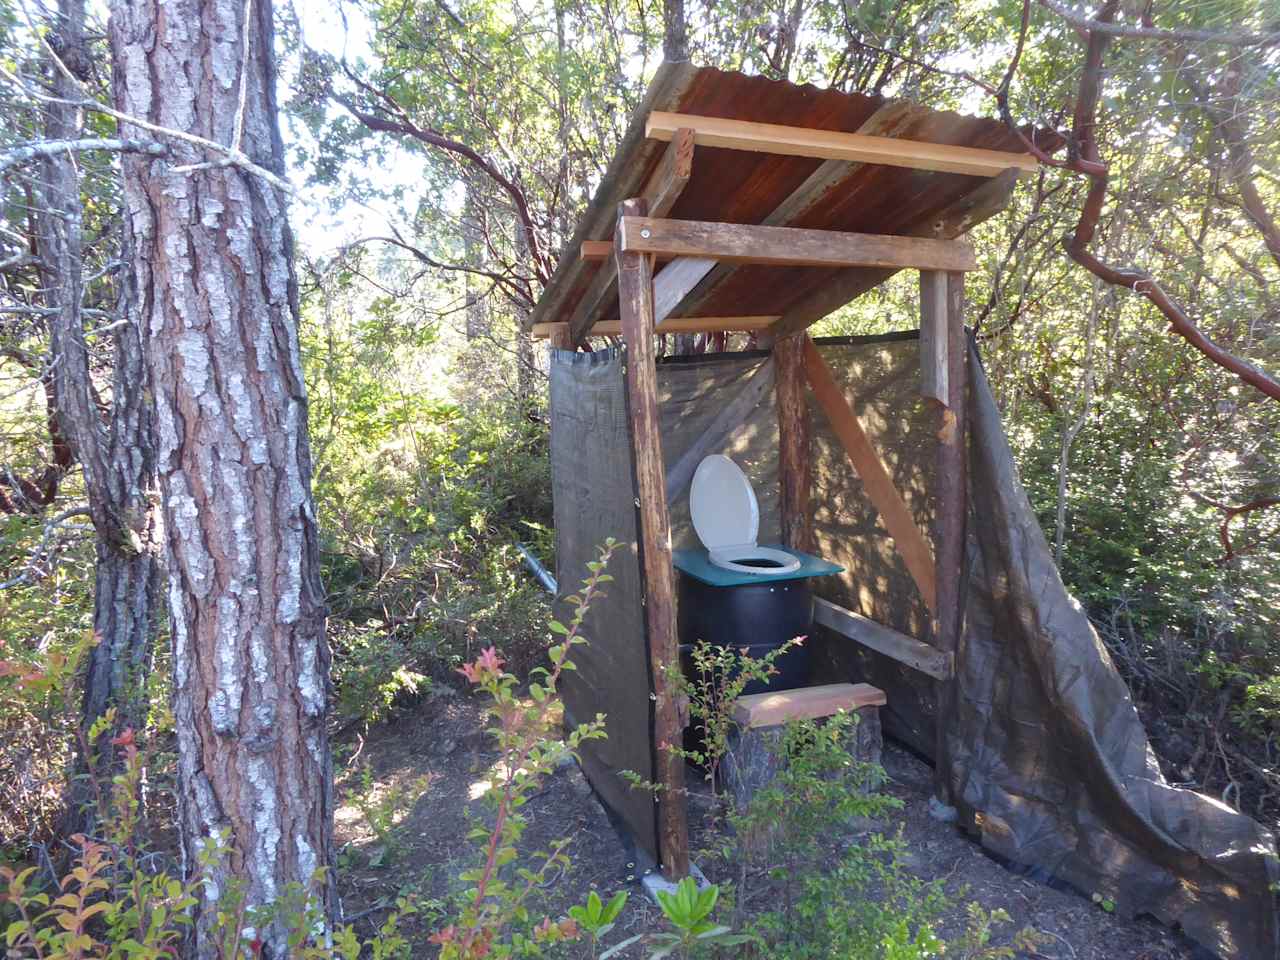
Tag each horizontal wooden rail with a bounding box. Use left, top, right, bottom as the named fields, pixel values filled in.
left=646, top=111, right=1038, bottom=178
left=618, top=218, right=977, bottom=272
left=580, top=240, right=613, bottom=261
left=812, top=598, right=953, bottom=681
left=533, top=315, right=778, bottom=339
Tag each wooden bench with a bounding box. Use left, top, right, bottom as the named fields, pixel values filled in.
left=723, top=682, right=886, bottom=809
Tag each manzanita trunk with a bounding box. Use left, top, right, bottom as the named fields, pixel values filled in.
left=109, top=0, right=335, bottom=952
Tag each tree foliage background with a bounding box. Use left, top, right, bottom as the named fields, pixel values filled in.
left=0, top=0, right=1276, bottom=866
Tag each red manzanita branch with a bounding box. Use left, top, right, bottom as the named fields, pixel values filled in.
left=1217, top=496, right=1280, bottom=565
left=1005, top=0, right=1280, bottom=403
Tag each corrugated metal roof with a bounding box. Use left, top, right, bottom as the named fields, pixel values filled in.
left=531, top=63, right=1043, bottom=342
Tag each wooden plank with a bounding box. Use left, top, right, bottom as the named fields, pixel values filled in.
left=534, top=315, right=779, bottom=339
left=530, top=60, right=700, bottom=330
left=565, top=130, right=696, bottom=344
left=812, top=598, right=953, bottom=681
left=933, top=273, right=968, bottom=798
left=647, top=111, right=1038, bottom=177
left=770, top=169, right=1020, bottom=338
left=545, top=322, right=573, bottom=349
left=619, top=218, right=978, bottom=272
left=654, top=256, right=718, bottom=325
left=664, top=359, right=775, bottom=502
left=774, top=333, right=814, bottom=554
left=645, top=127, right=696, bottom=216
left=802, top=336, right=938, bottom=613
left=732, top=681, right=887, bottom=729
left=664, top=102, right=928, bottom=324
left=580, top=240, right=613, bottom=262
left=918, top=271, right=949, bottom=405
left=615, top=197, right=689, bottom=882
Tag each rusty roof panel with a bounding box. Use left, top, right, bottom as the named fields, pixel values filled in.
left=530, top=65, right=1042, bottom=339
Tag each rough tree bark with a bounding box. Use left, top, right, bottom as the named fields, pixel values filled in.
left=663, top=0, right=688, bottom=62
left=109, top=0, right=335, bottom=953
left=33, top=0, right=163, bottom=835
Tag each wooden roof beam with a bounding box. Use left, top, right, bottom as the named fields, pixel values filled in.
left=565, top=129, right=695, bottom=342
left=533, top=315, right=778, bottom=339
left=648, top=101, right=929, bottom=327
left=769, top=168, right=1020, bottom=339
left=580, top=241, right=613, bottom=261
left=619, top=218, right=977, bottom=272
left=647, top=111, right=1038, bottom=177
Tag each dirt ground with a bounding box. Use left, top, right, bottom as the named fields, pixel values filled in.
left=333, top=688, right=1202, bottom=958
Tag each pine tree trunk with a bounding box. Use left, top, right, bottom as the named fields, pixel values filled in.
left=75, top=220, right=163, bottom=785
left=36, top=0, right=162, bottom=836
left=109, top=0, right=335, bottom=953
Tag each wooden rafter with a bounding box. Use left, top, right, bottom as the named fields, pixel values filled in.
left=770, top=169, right=1020, bottom=338
left=650, top=103, right=929, bottom=328
left=580, top=241, right=613, bottom=261
left=619, top=218, right=977, bottom=272
left=533, top=315, right=777, bottom=339
left=801, top=336, right=938, bottom=612
left=646, top=111, right=1038, bottom=177
left=567, top=129, right=695, bottom=341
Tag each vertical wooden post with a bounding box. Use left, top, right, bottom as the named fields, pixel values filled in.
left=546, top=321, right=574, bottom=350
left=774, top=332, right=814, bottom=554
left=932, top=272, right=968, bottom=801
left=918, top=271, right=949, bottom=405
left=616, top=197, right=690, bottom=880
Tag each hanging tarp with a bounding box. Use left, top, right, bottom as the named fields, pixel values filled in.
left=548, top=337, right=1278, bottom=958
left=806, top=334, right=1278, bottom=959
left=950, top=347, right=1278, bottom=959
left=549, top=347, right=657, bottom=861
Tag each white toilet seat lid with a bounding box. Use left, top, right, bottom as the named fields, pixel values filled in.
left=690, top=454, right=759, bottom=552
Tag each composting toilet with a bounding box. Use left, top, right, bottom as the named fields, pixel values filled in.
left=671, top=454, right=843, bottom=696
left=689, top=454, right=802, bottom=575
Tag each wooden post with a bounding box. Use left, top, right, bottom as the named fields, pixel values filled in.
left=546, top=322, right=573, bottom=350
left=918, top=271, right=948, bottom=405
left=615, top=197, right=690, bottom=880
left=932, top=272, right=968, bottom=802
left=774, top=333, right=814, bottom=554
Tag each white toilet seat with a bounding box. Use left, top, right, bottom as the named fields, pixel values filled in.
left=689, top=454, right=802, bottom=577
left=709, top=545, right=802, bottom=575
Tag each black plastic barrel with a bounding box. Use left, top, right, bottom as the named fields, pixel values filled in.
left=676, top=571, right=813, bottom=696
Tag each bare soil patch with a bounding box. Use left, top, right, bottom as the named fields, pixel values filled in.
left=333, top=690, right=1201, bottom=959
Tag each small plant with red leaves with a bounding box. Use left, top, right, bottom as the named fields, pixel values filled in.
left=431, top=540, right=617, bottom=959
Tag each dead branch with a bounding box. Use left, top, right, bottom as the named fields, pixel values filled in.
left=1036, top=0, right=1280, bottom=47
left=328, top=59, right=554, bottom=286
left=0, top=138, right=166, bottom=176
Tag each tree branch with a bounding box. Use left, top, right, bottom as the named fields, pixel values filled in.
left=1216, top=497, right=1280, bottom=564
left=0, top=66, right=295, bottom=195
left=328, top=60, right=553, bottom=285
left=1032, top=0, right=1280, bottom=402
left=1036, top=0, right=1280, bottom=46
left=0, top=138, right=166, bottom=177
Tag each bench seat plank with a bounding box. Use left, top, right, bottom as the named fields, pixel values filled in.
left=732, top=681, right=886, bottom=729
